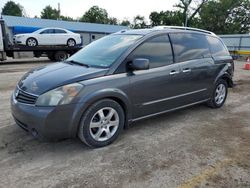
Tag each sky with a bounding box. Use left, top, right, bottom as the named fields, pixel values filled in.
left=0, top=0, right=178, bottom=22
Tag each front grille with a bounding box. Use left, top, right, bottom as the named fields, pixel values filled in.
left=16, top=88, right=38, bottom=105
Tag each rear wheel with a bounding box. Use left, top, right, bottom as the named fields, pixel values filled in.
left=207, top=79, right=228, bottom=108
left=78, top=99, right=125, bottom=148
left=48, top=53, right=56, bottom=61
left=67, top=39, right=76, bottom=47
left=26, top=38, right=38, bottom=47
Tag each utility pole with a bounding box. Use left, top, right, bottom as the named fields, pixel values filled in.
left=58, top=3, right=61, bottom=20
left=185, top=6, right=189, bottom=27
left=185, top=14, right=188, bottom=27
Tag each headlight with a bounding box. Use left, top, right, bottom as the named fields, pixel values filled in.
left=35, top=83, right=83, bottom=106
left=15, top=35, right=24, bottom=39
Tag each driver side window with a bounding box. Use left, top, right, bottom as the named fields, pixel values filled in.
left=40, top=29, right=54, bottom=34
left=130, top=35, right=173, bottom=69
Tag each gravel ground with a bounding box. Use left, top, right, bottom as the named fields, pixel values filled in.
left=0, top=59, right=249, bottom=188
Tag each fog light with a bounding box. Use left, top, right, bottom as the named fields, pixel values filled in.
left=31, top=128, right=38, bottom=138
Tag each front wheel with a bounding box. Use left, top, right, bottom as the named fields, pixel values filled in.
left=207, top=79, right=228, bottom=108
left=26, top=38, right=38, bottom=47
left=78, top=99, right=125, bottom=148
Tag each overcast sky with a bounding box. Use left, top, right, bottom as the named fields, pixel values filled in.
left=0, top=0, right=179, bottom=22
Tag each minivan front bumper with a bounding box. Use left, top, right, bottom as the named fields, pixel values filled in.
left=10, top=93, right=78, bottom=140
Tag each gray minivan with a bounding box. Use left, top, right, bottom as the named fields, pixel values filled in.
left=11, top=27, right=234, bottom=147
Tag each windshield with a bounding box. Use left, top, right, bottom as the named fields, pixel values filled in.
left=67, top=34, right=142, bottom=68
left=33, top=28, right=45, bottom=33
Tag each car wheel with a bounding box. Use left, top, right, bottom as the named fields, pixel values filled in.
left=78, top=99, right=125, bottom=148
left=207, top=79, right=228, bottom=108
left=26, top=38, right=38, bottom=47
left=48, top=53, right=56, bottom=61
left=67, top=39, right=76, bottom=47
left=54, top=51, right=68, bottom=61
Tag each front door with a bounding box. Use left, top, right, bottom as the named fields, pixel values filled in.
left=128, top=34, right=184, bottom=119
left=38, top=29, right=54, bottom=45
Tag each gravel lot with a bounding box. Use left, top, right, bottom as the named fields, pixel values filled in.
left=0, top=59, right=249, bottom=188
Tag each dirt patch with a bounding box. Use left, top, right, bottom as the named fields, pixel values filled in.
left=0, top=60, right=249, bottom=188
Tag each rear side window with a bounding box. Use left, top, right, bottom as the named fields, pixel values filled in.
left=54, top=29, right=67, bottom=34
left=170, top=33, right=210, bottom=62
left=206, top=36, right=230, bottom=57
left=130, top=35, right=173, bottom=68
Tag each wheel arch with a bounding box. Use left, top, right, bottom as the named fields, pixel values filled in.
left=67, top=38, right=76, bottom=44
left=70, top=89, right=132, bottom=137
left=214, top=64, right=234, bottom=88
left=215, top=73, right=233, bottom=88
left=220, top=74, right=233, bottom=88
left=26, top=37, right=38, bottom=45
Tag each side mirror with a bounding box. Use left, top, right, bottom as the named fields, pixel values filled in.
left=130, top=58, right=149, bottom=71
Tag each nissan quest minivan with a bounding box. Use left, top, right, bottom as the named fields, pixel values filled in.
left=11, top=27, right=234, bottom=147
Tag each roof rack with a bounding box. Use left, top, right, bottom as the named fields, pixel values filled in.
left=153, top=26, right=216, bottom=36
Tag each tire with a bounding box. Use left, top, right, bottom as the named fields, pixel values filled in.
left=78, top=99, right=125, bottom=148
left=26, top=38, right=38, bottom=47
left=67, top=38, right=76, bottom=47
left=54, top=51, right=68, bottom=61
left=207, top=79, right=228, bottom=108
left=48, top=53, right=56, bottom=61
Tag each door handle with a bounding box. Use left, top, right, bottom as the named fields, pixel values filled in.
left=170, top=70, right=179, bottom=75
left=182, top=68, right=191, bottom=73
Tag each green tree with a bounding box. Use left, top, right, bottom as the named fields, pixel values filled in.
left=108, top=17, right=118, bottom=25
left=132, top=15, right=147, bottom=29
left=80, top=6, right=109, bottom=24
left=121, top=19, right=131, bottom=27
left=40, top=5, right=60, bottom=19
left=149, top=11, right=183, bottom=26
left=1, top=1, right=23, bottom=16
left=175, top=0, right=208, bottom=26
left=199, top=0, right=250, bottom=34
left=60, top=15, right=74, bottom=21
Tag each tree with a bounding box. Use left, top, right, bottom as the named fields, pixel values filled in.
left=149, top=11, right=183, bottom=26
left=108, top=17, right=118, bottom=25
left=199, top=0, right=250, bottom=34
left=121, top=19, right=131, bottom=27
left=41, top=5, right=60, bottom=19
left=80, top=6, right=109, bottom=24
left=1, top=1, right=23, bottom=16
left=175, top=0, right=209, bottom=26
left=132, top=15, right=147, bottom=29
left=59, top=15, right=74, bottom=21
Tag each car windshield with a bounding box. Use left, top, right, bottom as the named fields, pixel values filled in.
left=33, top=28, right=45, bottom=33
left=67, top=34, right=142, bottom=68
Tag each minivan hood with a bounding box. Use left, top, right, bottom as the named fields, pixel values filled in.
left=18, top=62, right=108, bottom=95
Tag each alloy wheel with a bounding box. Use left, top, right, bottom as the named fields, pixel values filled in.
left=215, top=83, right=226, bottom=105
left=67, top=39, right=76, bottom=46
left=27, top=38, right=37, bottom=46
left=89, top=107, right=119, bottom=142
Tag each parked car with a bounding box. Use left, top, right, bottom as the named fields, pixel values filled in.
left=11, top=27, right=234, bottom=148
left=13, top=27, right=81, bottom=47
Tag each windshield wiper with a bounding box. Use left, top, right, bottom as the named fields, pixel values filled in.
left=65, top=60, right=89, bottom=68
